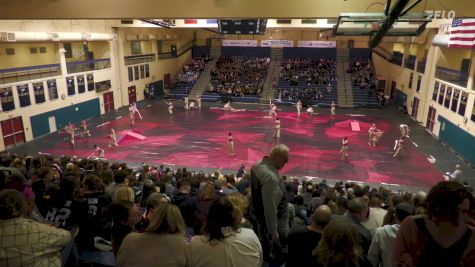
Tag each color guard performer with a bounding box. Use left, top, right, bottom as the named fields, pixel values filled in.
left=296, top=100, right=302, bottom=116
left=340, top=136, right=349, bottom=160
left=93, top=144, right=105, bottom=158
left=273, top=117, right=281, bottom=139
left=224, top=101, right=234, bottom=111
left=64, top=122, right=75, bottom=146
left=80, top=120, right=91, bottom=137
left=330, top=101, right=336, bottom=119
left=307, top=106, right=314, bottom=116
left=393, top=136, right=406, bottom=158
left=129, top=102, right=143, bottom=125
left=196, top=95, right=201, bottom=109
left=168, top=101, right=174, bottom=115
left=109, top=128, right=118, bottom=147
left=227, top=132, right=236, bottom=156
left=269, top=100, right=278, bottom=117
left=399, top=124, right=410, bottom=138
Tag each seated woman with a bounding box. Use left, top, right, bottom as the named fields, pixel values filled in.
left=190, top=198, right=262, bottom=267
left=117, top=203, right=189, bottom=267
left=107, top=200, right=142, bottom=254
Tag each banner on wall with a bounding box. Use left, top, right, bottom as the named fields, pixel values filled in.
left=222, top=40, right=258, bottom=47
left=87, top=74, right=95, bottom=91
left=47, top=79, right=58, bottom=100
left=17, top=84, right=31, bottom=107
left=297, top=41, right=336, bottom=48
left=77, top=75, right=85, bottom=94
left=260, top=40, right=294, bottom=47
left=0, top=87, right=15, bottom=111
left=66, top=77, right=75, bottom=96
left=33, top=82, right=46, bottom=104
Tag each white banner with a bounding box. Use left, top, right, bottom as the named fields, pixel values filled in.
left=297, top=41, right=336, bottom=48
left=260, top=40, right=294, bottom=47
left=222, top=40, right=258, bottom=47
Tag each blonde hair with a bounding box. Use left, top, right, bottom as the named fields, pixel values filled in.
left=225, top=193, right=249, bottom=221
left=146, top=203, right=185, bottom=235
left=115, top=186, right=135, bottom=202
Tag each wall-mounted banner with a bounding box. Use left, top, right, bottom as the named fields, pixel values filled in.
left=222, top=40, right=258, bottom=47
left=47, top=79, right=58, bottom=100
left=261, top=40, right=294, bottom=47
left=33, top=82, right=45, bottom=104
left=17, top=84, right=31, bottom=107
left=297, top=40, right=336, bottom=48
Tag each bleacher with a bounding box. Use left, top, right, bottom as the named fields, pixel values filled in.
left=168, top=57, right=210, bottom=99
left=349, top=48, right=380, bottom=108
left=275, top=48, right=337, bottom=106
left=201, top=52, right=270, bottom=103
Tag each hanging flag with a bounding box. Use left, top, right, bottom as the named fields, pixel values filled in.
left=448, top=18, right=475, bottom=49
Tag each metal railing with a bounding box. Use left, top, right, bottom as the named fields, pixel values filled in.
left=0, top=64, right=61, bottom=85
left=435, top=66, right=469, bottom=88
left=124, top=54, right=156, bottom=65
left=158, top=40, right=195, bottom=60
left=66, top=58, right=111, bottom=74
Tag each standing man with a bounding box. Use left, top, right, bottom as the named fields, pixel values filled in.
left=250, top=144, right=290, bottom=264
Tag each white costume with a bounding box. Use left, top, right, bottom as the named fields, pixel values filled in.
left=168, top=102, right=174, bottom=114
left=296, top=100, right=302, bottom=116
left=273, top=119, right=281, bottom=139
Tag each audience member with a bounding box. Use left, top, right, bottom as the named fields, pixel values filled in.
left=287, top=204, right=332, bottom=267
left=117, top=203, right=189, bottom=267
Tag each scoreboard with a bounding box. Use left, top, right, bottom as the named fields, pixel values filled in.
left=218, top=19, right=267, bottom=35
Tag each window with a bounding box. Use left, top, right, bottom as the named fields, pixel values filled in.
left=87, top=74, right=95, bottom=91
left=131, top=41, right=142, bottom=55
left=134, top=66, right=139, bottom=80
left=128, top=67, right=133, bottom=82
left=77, top=75, right=85, bottom=94
left=408, top=73, right=413, bottom=89
left=432, top=81, right=439, bottom=101
left=426, top=106, right=436, bottom=131
left=140, top=65, right=145, bottom=79
left=451, top=89, right=460, bottom=112
left=416, top=75, right=422, bottom=93
left=438, top=84, right=445, bottom=105
left=29, top=47, right=38, bottom=54
left=63, top=43, right=72, bottom=58
left=39, top=47, right=47, bottom=53
left=145, top=64, right=150, bottom=78
left=5, top=48, right=15, bottom=55
left=458, top=92, right=468, bottom=116
left=444, top=87, right=452, bottom=108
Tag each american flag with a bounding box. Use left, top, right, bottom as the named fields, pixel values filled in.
left=448, top=18, right=475, bottom=49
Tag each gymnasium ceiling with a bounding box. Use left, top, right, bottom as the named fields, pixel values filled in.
left=0, top=0, right=473, bottom=19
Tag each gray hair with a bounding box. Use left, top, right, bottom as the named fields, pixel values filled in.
left=269, top=144, right=290, bottom=158
left=0, top=189, right=27, bottom=220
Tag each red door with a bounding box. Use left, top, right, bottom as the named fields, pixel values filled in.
left=128, top=86, right=136, bottom=104
left=1, top=117, right=25, bottom=149
left=103, top=91, right=114, bottom=114
left=411, top=97, right=419, bottom=119
left=426, top=106, right=436, bottom=132
left=164, top=73, right=171, bottom=90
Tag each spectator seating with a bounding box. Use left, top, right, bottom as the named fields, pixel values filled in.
left=168, top=56, right=211, bottom=99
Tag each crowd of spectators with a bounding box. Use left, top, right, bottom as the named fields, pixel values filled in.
left=0, top=149, right=474, bottom=267
left=348, top=58, right=374, bottom=89
left=208, top=56, right=269, bottom=96
left=280, top=58, right=337, bottom=87
left=277, top=87, right=326, bottom=102
left=172, top=56, right=212, bottom=89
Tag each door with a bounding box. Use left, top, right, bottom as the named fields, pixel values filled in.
left=426, top=106, right=436, bottom=132
left=1, top=117, right=25, bottom=149
left=128, top=86, right=136, bottom=104
left=164, top=73, right=171, bottom=91
left=411, top=97, right=419, bottom=119
left=390, top=81, right=396, bottom=100
left=103, top=91, right=114, bottom=114
left=48, top=116, right=57, bottom=133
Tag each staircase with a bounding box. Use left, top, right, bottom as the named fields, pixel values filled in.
left=188, top=46, right=221, bottom=98
left=260, top=48, right=283, bottom=103
left=336, top=48, right=354, bottom=108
